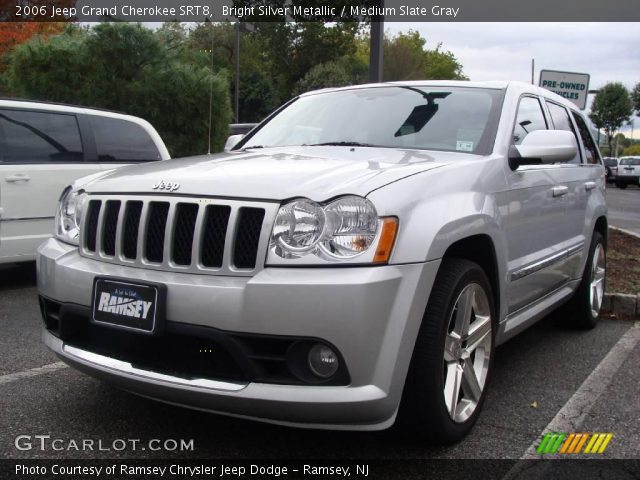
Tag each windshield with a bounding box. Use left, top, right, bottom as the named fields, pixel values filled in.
left=619, top=157, right=640, bottom=166
left=240, top=86, right=504, bottom=155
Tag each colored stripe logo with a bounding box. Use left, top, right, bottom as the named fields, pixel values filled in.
left=536, top=433, right=613, bottom=454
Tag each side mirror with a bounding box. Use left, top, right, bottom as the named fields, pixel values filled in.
left=509, top=130, right=578, bottom=170
left=224, top=134, right=245, bottom=152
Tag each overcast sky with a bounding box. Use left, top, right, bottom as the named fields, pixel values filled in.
left=387, top=22, right=640, bottom=138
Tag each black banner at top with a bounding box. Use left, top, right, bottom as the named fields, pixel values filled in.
left=2, top=0, right=640, bottom=22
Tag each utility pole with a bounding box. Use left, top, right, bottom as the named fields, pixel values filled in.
left=531, top=59, right=535, bottom=84
left=234, top=22, right=240, bottom=123
left=233, top=22, right=255, bottom=123
left=369, top=4, right=384, bottom=83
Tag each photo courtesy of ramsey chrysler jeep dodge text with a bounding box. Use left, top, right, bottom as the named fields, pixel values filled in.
left=37, top=81, right=606, bottom=443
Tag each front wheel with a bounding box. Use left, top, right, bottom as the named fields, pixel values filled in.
left=398, top=259, right=495, bottom=444
left=616, top=182, right=628, bottom=189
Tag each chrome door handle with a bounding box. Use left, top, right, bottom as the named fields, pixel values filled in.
left=5, top=174, right=31, bottom=183
left=552, top=186, right=569, bottom=197
left=584, top=181, right=596, bottom=191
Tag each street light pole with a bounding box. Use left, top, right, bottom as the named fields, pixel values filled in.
left=234, top=22, right=240, bottom=123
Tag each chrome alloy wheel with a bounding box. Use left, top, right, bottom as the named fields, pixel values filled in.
left=443, top=283, right=492, bottom=424
left=590, top=243, right=606, bottom=317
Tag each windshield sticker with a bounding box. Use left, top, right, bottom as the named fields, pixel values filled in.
left=456, top=140, right=474, bottom=152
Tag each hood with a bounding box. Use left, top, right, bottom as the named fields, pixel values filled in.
left=83, top=146, right=472, bottom=201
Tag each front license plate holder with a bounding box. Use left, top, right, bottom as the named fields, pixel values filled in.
left=91, top=277, right=166, bottom=335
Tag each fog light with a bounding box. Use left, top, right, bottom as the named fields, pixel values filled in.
left=308, top=344, right=339, bottom=378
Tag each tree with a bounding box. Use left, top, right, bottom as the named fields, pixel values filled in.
left=294, top=61, right=352, bottom=95
left=0, top=0, right=75, bottom=56
left=6, top=23, right=232, bottom=156
left=356, top=30, right=467, bottom=82
left=0, top=23, right=67, bottom=57
left=622, top=144, right=640, bottom=156
left=632, top=82, right=640, bottom=116
left=589, top=82, right=633, bottom=155
left=188, top=22, right=281, bottom=120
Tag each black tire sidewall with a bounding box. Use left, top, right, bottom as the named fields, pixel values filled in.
left=400, top=259, right=496, bottom=443
left=576, top=231, right=606, bottom=327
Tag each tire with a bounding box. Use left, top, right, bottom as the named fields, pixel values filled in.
left=562, top=231, right=606, bottom=329
left=616, top=182, right=627, bottom=189
left=398, top=258, right=495, bottom=444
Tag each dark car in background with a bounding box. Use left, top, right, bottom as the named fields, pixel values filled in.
left=603, top=157, right=618, bottom=184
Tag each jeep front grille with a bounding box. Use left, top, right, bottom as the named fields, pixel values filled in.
left=80, top=195, right=278, bottom=276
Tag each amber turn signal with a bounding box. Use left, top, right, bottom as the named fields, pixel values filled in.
left=373, top=217, right=398, bottom=264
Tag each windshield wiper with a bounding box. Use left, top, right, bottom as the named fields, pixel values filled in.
left=305, top=141, right=380, bottom=147
left=240, top=145, right=265, bottom=151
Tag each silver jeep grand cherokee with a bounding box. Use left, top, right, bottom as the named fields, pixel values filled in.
left=37, top=81, right=607, bottom=443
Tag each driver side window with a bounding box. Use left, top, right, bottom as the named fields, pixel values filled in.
left=512, top=96, right=547, bottom=146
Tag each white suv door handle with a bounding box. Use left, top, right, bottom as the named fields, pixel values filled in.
left=552, top=185, right=569, bottom=197
left=5, top=174, right=31, bottom=183
left=584, top=181, right=597, bottom=191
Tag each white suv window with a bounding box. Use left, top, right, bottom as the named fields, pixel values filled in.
left=512, top=96, right=547, bottom=145
left=89, top=115, right=161, bottom=163
left=0, top=109, right=83, bottom=163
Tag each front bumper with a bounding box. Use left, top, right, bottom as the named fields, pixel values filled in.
left=37, top=238, right=439, bottom=430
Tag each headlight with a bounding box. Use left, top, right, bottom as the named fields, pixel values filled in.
left=267, top=196, right=398, bottom=265
left=273, top=200, right=325, bottom=255
left=55, top=188, right=87, bottom=246
left=320, top=196, right=378, bottom=258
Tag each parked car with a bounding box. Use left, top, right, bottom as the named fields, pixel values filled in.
left=615, top=156, right=640, bottom=188
left=38, top=81, right=606, bottom=444
left=0, top=99, right=170, bottom=263
left=603, top=157, right=618, bottom=184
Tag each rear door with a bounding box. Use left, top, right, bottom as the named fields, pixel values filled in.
left=543, top=101, right=594, bottom=280
left=0, top=108, right=99, bottom=261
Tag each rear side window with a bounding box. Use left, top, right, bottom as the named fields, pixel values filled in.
left=89, top=116, right=161, bottom=163
left=0, top=109, right=83, bottom=163
left=512, top=96, right=547, bottom=145
left=571, top=113, right=601, bottom=165
left=546, top=101, right=581, bottom=164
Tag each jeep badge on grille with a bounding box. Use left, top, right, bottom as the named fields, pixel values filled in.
left=152, top=180, right=180, bottom=192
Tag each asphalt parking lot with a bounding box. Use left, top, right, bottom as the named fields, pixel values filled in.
left=606, top=184, right=640, bottom=235
left=0, top=261, right=638, bottom=463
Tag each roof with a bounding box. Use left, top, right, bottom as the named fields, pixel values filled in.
left=0, top=97, right=125, bottom=116
left=299, top=80, right=584, bottom=112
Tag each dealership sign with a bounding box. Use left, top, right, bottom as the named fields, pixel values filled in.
left=539, top=70, right=590, bottom=110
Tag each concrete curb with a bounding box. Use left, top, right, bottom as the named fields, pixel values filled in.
left=602, top=292, right=640, bottom=319
left=609, top=225, right=640, bottom=240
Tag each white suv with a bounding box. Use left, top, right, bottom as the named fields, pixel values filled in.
left=616, top=156, right=640, bottom=188
left=0, top=99, right=169, bottom=263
